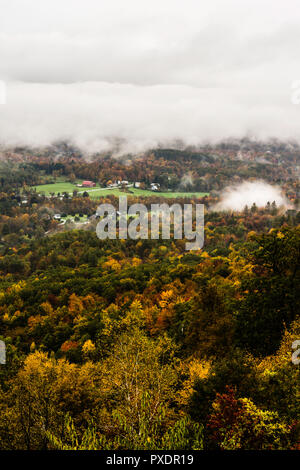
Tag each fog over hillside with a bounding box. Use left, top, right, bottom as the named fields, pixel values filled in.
left=1, top=0, right=300, bottom=153
left=213, top=181, right=291, bottom=212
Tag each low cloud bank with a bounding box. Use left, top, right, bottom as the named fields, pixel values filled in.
left=1, top=1, right=300, bottom=155
left=0, top=81, right=300, bottom=155
left=212, top=181, right=290, bottom=212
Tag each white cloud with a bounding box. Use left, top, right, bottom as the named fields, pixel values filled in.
left=1, top=81, right=300, bottom=154
left=1, top=0, right=300, bottom=151
left=212, top=181, right=290, bottom=212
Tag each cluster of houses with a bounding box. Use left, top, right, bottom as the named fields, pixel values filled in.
left=107, top=180, right=160, bottom=191
left=75, top=179, right=160, bottom=191
left=107, top=180, right=130, bottom=188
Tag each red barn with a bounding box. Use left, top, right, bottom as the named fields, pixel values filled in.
left=82, top=180, right=96, bottom=187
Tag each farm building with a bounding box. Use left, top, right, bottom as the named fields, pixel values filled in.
left=82, top=181, right=96, bottom=187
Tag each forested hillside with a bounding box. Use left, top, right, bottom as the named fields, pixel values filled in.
left=0, top=146, right=299, bottom=450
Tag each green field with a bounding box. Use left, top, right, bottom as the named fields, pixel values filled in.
left=129, top=188, right=209, bottom=198
left=31, top=182, right=125, bottom=198
left=32, top=182, right=82, bottom=194
left=31, top=182, right=209, bottom=199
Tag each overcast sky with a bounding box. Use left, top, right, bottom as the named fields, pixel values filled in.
left=1, top=0, right=300, bottom=153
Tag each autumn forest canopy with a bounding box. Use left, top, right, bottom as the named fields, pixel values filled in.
left=0, top=142, right=299, bottom=451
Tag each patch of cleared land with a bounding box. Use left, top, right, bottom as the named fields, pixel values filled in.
left=128, top=188, right=209, bottom=198
left=32, top=182, right=81, bottom=194
left=31, top=182, right=209, bottom=199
